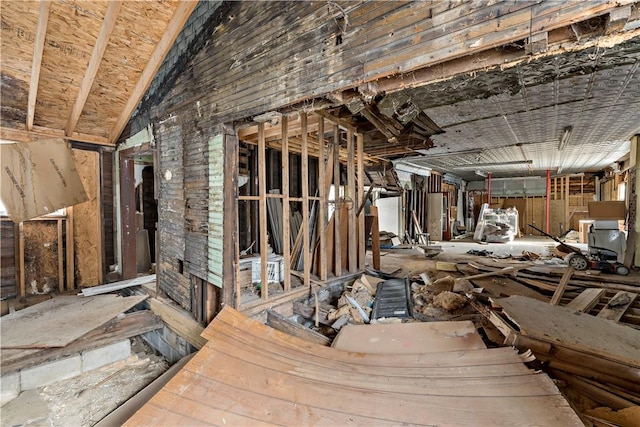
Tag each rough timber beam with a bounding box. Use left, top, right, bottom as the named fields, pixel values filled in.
left=66, top=1, right=122, bottom=137
left=26, top=1, right=51, bottom=131
left=1, top=126, right=110, bottom=146
left=109, top=1, right=197, bottom=144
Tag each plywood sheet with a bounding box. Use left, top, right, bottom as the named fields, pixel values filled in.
left=495, top=295, right=640, bottom=368
left=124, top=306, right=581, bottom=427
left=332, top=321, right=486, bottom=354
left=0, top=294, right=147, bottom=349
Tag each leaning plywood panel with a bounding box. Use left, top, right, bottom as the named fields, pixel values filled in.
left=124, top=306, right=581, bottom=427
left=0, top=294, right=146, bottom=349
left=494, top=295, right=640, bottom=368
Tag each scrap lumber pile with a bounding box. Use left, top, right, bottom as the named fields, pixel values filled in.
left=124, top=306, right=583, bottom=426
left=0, top=294, right=160, bottom=376
left=487, top=296, right=640, bottom=425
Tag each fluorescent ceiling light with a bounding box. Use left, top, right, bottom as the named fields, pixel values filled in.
left=452, top=160, right=533, bottom=171
left=558, top=126, right=573, bottom=151
left=475, top=170, right=487, bottom=177
left=393, top=160, right=431, bottom=177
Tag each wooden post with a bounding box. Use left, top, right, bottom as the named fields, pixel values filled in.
left=301, top=113, right=310, bottom=288
left=565, top=175, right=570, bottom=232
left=545, top=169, right=551, bottom=234
left=65, top=206, right=74, bottom=289
left=222, top=124, right=238, bottom=309
left=370, top=206, right=381, bottom=270
left=258, top=123, right=268, bottom=299
left=119, top=153, right=137, bottom=280
left=333, top=124, right=341, bottom=277
left=282, top=116, right=291, bottom=292
left=18, top=222, right=25, bottom=297
left=317, top=116, right=327, bottom=281
left=57, top=219, right=64, bottom=292
left=347, top=129, right=357, bottom=273
left=357, top=133, right=365, bottom=270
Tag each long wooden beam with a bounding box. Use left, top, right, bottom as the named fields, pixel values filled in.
left=1, top=125, right=110, bottom=145
left=26, top=0, right=51, bottom=131
left=109, top=1, right=197, bottom=143
left=66, top=1, right=122, bottom=137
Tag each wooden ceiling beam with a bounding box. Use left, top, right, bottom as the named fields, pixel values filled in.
left=26, top=1, right=51, bottom=131
left=65, top=1, right=122, bottom=137
left=109, top=1, right=198, bottom=144
left=1, top=126, right=110, bottom=146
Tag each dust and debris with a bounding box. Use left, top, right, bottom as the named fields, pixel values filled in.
left=432, top=291, right=468, bottom=311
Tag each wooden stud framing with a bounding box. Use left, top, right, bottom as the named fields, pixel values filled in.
left=18, top=223, right=25, bottom=297
left=110, top=1, right=197, bottom=143
left=66, top=1, right=122, bottom=137
left=282, top=116, right=291, bottom=292
left=317, top=116, right=328, bottom=281
left=347, top=129, right=357, bottom=273
left=357, top=133, right=365, bottom=270
left=258, top=123, right=268, bottom=300
left=564, top=176, right=570, bottom=231
left=333, top=124, right=342, bottom=277
left=57, top=219, right=64, bottom=292
left=301, top=113, right=311, bottom=288
left=26, top=1, right=51, bottom=131
left=66, top=207, right=75, bottom=290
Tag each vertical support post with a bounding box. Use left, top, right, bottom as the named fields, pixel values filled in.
left=487, top=172, right=492, bottom=205
left=57, top=219, right=64, bottom=292
left=565, top=175, right=570, bottom=231
left=18, top=222, right=25, bottom=297
left=119, top=154, right=137, bottom=280
left=347, top=129, right=357, bottom=273
left=282, top=116, right=291, bottom=291
left=66, top=206, right=74, bottom=289
left=370, top=206, right=381, bottom=270
left=258, top=123, right=268, bottom=299
left=545, top=169, right=551, bottom=234
left=317, top=116, right=328, bottom=281
left=301, top=113, right=310, bottom=288
left=222, top=124, right=238, bottom=309
left=356, top=133, right=365, bottom=270
left=95, top=154, right=104, bottom=285
left=333, top=124, right=341, bottom=277
left=632, top=135, right=640, bottom=267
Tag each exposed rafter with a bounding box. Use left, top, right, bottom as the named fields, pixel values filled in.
left=65, top=1, right=122, bottom=137
left=109, top=1, right=198, bottom=144
left=26, top=0, right=51, bottom=131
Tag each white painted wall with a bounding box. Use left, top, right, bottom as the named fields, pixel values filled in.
left=376, top=196, right=402, bottom=236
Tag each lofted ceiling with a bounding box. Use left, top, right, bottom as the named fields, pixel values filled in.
left=0, top=0, right=197, bottom=145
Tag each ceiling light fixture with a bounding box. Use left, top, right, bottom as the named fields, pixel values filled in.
left=452, top=160, right=533, bottom=171
left=558, top=126, right=573, bottom=151
left=475, top=170, right=487, bottom=177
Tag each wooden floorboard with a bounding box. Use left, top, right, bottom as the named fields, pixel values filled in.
left=124, top=306, right=581, bottom=426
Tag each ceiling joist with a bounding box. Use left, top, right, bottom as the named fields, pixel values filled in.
left=65, top=1, right=122, bottom=137
left=26, top=0, right=51, bottom=131
left=109, top=1, right=198, bottom=144
left=1, top=126, right=110, bottom=146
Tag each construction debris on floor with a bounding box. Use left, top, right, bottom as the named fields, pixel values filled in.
left=0, top=293, right=169, bottom=425
left=125, top=306, right=583, bottom=426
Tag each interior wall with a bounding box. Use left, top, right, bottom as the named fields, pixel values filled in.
left=71, top=149, right=100, bottom=286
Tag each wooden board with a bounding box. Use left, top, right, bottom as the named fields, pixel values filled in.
left=495, top=296, right=640, bottom=368
left=124, top=306, right=581, bottom=427
left=565, top=288, right=605, bottom=313
left=0, top=294, right=146, bottom=349
left=332, top=321, right=486, bottom=354
left=597, top=292, right=638, bottom=322
left=266, top=309, right=330, bottom=346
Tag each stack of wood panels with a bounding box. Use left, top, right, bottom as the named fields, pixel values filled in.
left=124, top=306, right=582, bottom=426
left=490, top=296, right=640, bottom=418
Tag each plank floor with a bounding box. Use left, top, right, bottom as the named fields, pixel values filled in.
left=124, top=306, right=582, bottom=426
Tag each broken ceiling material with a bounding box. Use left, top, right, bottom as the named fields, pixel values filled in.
left=0, top=294, right=147, bottom=349
left=0, top=139, right=88, bottom=222
left=124, top=306, right=582, bottom=426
